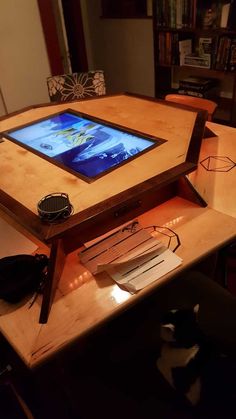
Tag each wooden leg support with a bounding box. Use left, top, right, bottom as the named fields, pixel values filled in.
left=177, top=175, right=207, bottom=207
left=39, top=238, right=66, bottom=324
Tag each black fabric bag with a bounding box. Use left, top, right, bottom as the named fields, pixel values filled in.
left=0, top=254, right=48, bottom=303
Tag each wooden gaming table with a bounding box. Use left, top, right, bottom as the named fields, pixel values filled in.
left=0, top=93, right=207, bottom=323
left=0, top=96, right=235, bottom=368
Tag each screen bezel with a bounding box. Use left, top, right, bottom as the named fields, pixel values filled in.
left=2, top=109, right=166, bottom=183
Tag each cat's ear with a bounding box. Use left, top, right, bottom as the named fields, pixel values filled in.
left=161, top=323, right=176, bottom=342
left=193, top=304, right=200, bottom=315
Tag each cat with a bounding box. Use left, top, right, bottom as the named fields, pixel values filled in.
left=156, top=304, right=222, bottom=406
left=156, top=304, right=236, bottom=419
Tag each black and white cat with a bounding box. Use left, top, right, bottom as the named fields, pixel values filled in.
left=156, top=304, right=220, bottom=406
left=156, top=306, right=236, bottom=419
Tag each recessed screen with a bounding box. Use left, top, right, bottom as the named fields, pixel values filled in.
left=3, top=110, right=166, bottom=181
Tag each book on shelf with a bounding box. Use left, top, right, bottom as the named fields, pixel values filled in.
left=179, top=76, right=218, bottom=91
left=229, top=38, right=236, bottom=71
left=184, top=53, right=211, bottom=68
left=220, top=3, right=231, bottom=28
left=178, top=76, right=219, bottom=99
left=146, top=0, right=153, bottom=16
left=199, top=37, right=212, bottom=57
left=227, top=0, right=236, bottom=30
left=155, top=0, right=166, bottom=27
left=182, top=0, right=192, bottom=27
left=179, top=38, right=192, bottom=66
left=169, top=0, right=176, bottom=28
left=211, top=36, right=220, bottom=69
left=158, top=31, right=180, bottom=65
left=215, top=36, right=232, bottom=71
left=155, top=0, right=193, bottom=29
left=178, top=88, right=219, bottom=99
left=176, top=0, right=182, bottom=28
left=172, top=32, right=180, bottom=64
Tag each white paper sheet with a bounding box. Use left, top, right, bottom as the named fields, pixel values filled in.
left=79, top=220, right=163, bottom=275
left=101, top=249, right=182, bottom=293
left=79, top=220, right=182, bottom=293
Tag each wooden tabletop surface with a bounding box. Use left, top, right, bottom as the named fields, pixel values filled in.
left=0, top=97, right=235, bottom=369
left=0, top=196, right=235, bottom=369
left=0, top=94, right=197, bottom=218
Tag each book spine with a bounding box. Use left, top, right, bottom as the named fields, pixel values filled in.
left=182, top=0, right=187, bottom=27
left=178, top=89, right=205, bottom=98
left=189, top=0, right=195, bottom=28
left=182, top=0, right=191, bottom=27
left=224, top=37, right=232, bottom=71
left=162, top=0, right=169, bottom=27
left=215, top=36, right=232, bottom=71
left=176, top=0, right=183, bottom=28
left=220, top=3, right=230, bottom=28
left=215, top=36, right=225, bottom=70
left=178, top=89, right=218, bottom=99
left=158, top=32, right=164, bottom=64
left=179, top=82, right=216, bottom=91
left=156, top=0, right=164, bottom=27
left=229, top=38, right=236, bottom=71
left=211, top=36, right=219, bottom=69
left=165, top=31, right=172, bottom=64
left=169, top=0, right=176, bottom=28
left=227, top=0, right=236, bottom=30
left=171, top=32, right=179, bottom=64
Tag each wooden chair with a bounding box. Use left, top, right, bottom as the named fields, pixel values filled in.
left=165, top=94, right=217, bottom=121
left=47, top=70, right=106, bottom=102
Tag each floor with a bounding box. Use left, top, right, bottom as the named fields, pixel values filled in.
left=1, top=259, right=236, bottom=419
left=3, top=317, right=235, bottom=419
left=1, top=305, right=195, bottom=419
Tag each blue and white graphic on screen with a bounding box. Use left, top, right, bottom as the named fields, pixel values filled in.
left=8, top=112, right=159, bottom=179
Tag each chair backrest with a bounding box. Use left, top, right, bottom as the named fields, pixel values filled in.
left=47, top=70, right=106, bottom=102
left=165, top=94, right=217, bottom=121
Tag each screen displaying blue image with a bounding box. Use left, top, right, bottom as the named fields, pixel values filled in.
left=4, top=110, right=165, bottom=180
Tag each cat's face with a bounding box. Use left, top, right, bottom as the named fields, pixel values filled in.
left=160, top=304, right=200, bottom=348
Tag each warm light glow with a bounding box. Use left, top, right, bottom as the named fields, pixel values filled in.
left=111, top=286, right=130, bottom=304
left=67, top=269, right=92, bottom=293
left=165, top=216, right=183, bottom=227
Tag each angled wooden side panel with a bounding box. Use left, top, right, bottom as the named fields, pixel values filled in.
left=39, top=239, right=66, bottom=324
left=178, top=176, right=207, bottom=207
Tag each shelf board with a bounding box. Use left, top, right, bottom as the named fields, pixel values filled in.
left=101, top=15, right=152, bottom=19
left=155, top=27, right=236, bottom=35
left=155, top=26, right=194, bottom=32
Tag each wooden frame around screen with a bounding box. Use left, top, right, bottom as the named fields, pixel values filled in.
left=3, top=108, right=166, bottom=183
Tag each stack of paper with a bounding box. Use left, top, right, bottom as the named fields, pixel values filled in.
left=79, top=221, right=182, bottom=293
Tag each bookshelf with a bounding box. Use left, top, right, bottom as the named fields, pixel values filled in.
left=153, top=0, right=236, bottom=126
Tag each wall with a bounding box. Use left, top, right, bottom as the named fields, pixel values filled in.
left=0, top=0, right=155, bottom=115
left=0, top=87, right=7, bottom=116
left=81, top=0, right=155, bottom=97
left=0, top=0, right=51, bottom=114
